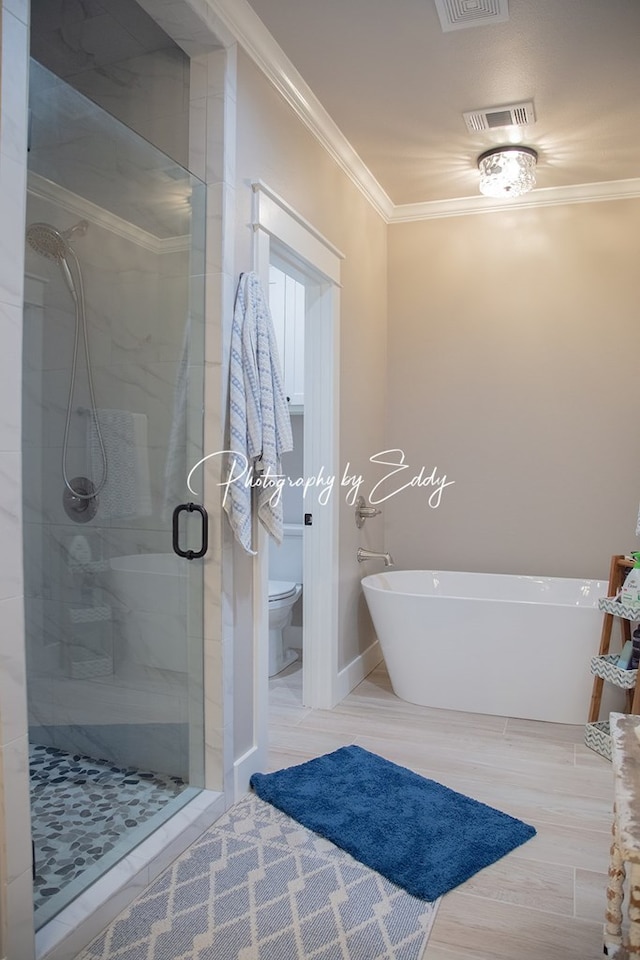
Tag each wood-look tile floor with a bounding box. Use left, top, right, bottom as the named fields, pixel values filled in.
left=268, top=660, right=615, bottom=960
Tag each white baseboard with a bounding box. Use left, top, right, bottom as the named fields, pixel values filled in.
left=335, top=640, right=382, bottom=704
left=234, top=744, right=264, bottom=799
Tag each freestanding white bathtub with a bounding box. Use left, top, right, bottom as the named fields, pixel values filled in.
left=361, top=569, right=623, bottom=724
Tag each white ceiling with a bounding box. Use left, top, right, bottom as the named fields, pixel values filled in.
left=241, top=0, right=640, bottom=212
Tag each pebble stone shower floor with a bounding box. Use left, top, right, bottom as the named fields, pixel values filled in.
left=29, top=744, right=186, bottom=914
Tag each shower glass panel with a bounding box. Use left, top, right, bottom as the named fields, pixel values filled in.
left=23, top=60, right=207, bottom=928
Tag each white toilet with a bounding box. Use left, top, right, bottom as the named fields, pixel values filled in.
left=268, top=523, right=303, bottom=677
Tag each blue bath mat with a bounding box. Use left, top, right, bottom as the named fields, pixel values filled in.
left=250, top=744, right=536, bottom=900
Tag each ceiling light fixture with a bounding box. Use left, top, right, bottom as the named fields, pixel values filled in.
left=477, top=146, right=538, bottom=198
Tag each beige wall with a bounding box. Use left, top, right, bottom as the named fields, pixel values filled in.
left=232, top=52, right=387, bottom=751
left=387, top=199, right=640, bottom=581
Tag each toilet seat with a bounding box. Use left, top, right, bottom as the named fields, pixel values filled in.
left=268, top=580, right=297, bottom=602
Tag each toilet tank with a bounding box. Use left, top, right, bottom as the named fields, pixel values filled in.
left=269, top=523, right=303, bottom=583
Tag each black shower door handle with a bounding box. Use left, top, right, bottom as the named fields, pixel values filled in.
left=172, top=502, right=208, bottom=560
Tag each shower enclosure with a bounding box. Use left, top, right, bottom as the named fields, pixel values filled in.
left=23, top=60, right=208, bottom=927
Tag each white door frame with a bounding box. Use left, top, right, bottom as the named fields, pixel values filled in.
left=251, top=180, right=343, bottom=772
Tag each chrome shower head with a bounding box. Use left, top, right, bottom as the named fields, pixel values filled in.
left=26, top=221, right=71, bottom=261
left=25, top=221, right=86, bottom=301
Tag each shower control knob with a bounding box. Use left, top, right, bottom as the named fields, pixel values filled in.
left=355, top=496, right=382, bottom=528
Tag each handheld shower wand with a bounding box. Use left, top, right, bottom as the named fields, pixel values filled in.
left=25, top=220, right=107, bottom=502
left=58, top=256, right=77, bottom=301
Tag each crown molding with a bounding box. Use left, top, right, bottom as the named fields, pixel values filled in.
left=207, top=0, right=640, bottom=224
left=390, top=177, right=640, bottom=222
left=27, top=172, right=190, bottom=254
left=207, top=0, right=394, bottom=221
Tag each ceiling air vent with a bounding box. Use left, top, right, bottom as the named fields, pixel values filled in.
left=434, top=0, right=509, bottom=32
left=463, top=101, right=536, bottom=134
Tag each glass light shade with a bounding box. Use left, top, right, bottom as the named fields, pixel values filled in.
left=477, top=147, right=537, bottom=198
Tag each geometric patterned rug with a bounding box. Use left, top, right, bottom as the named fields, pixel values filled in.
left=74, top=794, right=439, bottom=959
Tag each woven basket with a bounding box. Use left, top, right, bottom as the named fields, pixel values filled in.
left=584, top=721, right=612, bottom=761
left=598, top=596, right=640, bottom=620
left=590, top=654, right=638, bottom=689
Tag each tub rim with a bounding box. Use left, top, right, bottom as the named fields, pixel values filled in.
left=361, top=568, right=607, bottom=607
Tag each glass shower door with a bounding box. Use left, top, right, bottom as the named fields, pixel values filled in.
left=23, top=60, right=207, bottom=927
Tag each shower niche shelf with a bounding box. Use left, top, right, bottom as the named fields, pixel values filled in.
left=586, top=555, right=640, bottom=760
left=67, top=559, right=110, bottom=575
left=64, top=644, right=113, bottom=680
left=65, top=599, right=114, bottom=679
left=69, top=604, right=112, bottom=624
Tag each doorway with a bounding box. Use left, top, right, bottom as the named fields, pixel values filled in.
left=267, top=255, right=306, bottom=698
left=247, top=182, right=343, bottom=784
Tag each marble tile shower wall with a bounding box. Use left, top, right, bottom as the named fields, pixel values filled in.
left=30, top=0, right=191, bottom=170
left=0, top=1, right=36, bottom=957
left=70, top=47, right=190, bottom=171
left=23, top=190, right=201, bottom=778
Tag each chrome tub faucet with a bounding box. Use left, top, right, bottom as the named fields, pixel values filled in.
left=357, top=547, right=394, bottom=567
